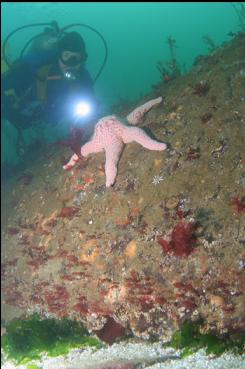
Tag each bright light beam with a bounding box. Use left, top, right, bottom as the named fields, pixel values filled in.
left=75, top=101, right=91, bottom=117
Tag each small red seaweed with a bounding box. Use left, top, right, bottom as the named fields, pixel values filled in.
left=44, top=285, right=69, bottom=315
left=139, top=299, right=154, bottom=312
left=71, top=271, right=88, bottom=279
left=213, top=280, right=229, bottom=290
left=173, top=282, right=185, bottom=289
left=62, top=275, right=75, bottom=281
left=51, top=249, right=69, bottom=258
left=157, top=221, right=197, bottom=257
left=186, top=147, right=200, bottom=161
left=222, top=305, right=235, bottom=313
left=154, top=296, right=166, bottom=304
left=156, top=236, right=172, bottom=253
left=130, top=270, right=140, bottom=281
left=58, top=206, right=79, bottom=219
left=171, top=222, right=197, bottom=256
left=230, top=196, right=245, bottom=213
left=7, top=227, right=20, bottom=235
left=89, top=303, right=114, bottom=316
left=182, top=299, right=197, bottom=311
left=74, top=301, right=89, bottom=314
left=66, top=254, right=79, bottom=266
left=176, top=208, right=190, bottom=219
left=175, top=197, right=192, bottom=219
left=173, top=282, right=196, bottom=293
left=5, top=291, right=24, bottom=307
left=5, top=259, right=18, bottom=267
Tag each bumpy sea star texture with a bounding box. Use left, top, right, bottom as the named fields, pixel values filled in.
left=63, top=97, right=166, bottom=187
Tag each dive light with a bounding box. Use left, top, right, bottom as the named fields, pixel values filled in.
left=75, top=101, right=92, bottom=118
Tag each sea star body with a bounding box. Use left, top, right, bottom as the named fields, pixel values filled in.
left=63, top=96, right=166, bottom=187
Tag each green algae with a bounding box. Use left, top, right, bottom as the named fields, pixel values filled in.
left=1, top=314, right=103, bottom=365
left=26, top=365, right=41, bottom=369
left=169, top=320, right=245, bottom=358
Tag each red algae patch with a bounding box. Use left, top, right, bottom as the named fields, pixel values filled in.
left=157, top=221, right=197, bottom=257
left=230, top=196, right=245, bottom=213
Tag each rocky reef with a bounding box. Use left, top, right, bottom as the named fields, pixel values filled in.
left=1, top=32, right=245, bottom=351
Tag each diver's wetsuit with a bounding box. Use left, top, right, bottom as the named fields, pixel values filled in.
left=1, top=49, right=95, bottom=128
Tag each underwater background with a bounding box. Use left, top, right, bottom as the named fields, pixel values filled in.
left=1, top=2, right=239, bottom=105
left=1, top=2, right=241, bottom=106
left=1, top=2, right=245, bottom=369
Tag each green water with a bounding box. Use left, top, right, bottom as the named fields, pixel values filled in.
left=1, top=2, right=242, bottom=107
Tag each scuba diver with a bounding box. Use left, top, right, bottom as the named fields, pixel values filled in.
left=1, top=21, right=108, bottom=156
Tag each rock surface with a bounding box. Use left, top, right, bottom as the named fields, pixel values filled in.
left=1, top=33, right=245, bottom=343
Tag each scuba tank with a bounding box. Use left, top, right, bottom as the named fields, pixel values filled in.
left=27, top=27, right=59, bottom=53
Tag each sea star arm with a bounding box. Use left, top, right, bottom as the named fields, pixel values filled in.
left=63, top=138, right=103, bottom=170
left=126, top=96, right=162, bottom=125
left=63, top=97, right=166, bottom=185
left=63, top=153, right=80, bottom=170
left=122, top=126, right=167, bottom=151
left=104, top=139, right=124, bottom=187
left=80, top=138, right=104, bottom=157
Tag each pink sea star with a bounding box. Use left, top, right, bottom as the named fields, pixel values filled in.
left=63, top=96, right=167, bottom=187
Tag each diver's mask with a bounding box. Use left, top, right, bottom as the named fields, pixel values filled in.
left=60, top=54, right=83, bottom=81
left=60, top=53, right=83, bottom=67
